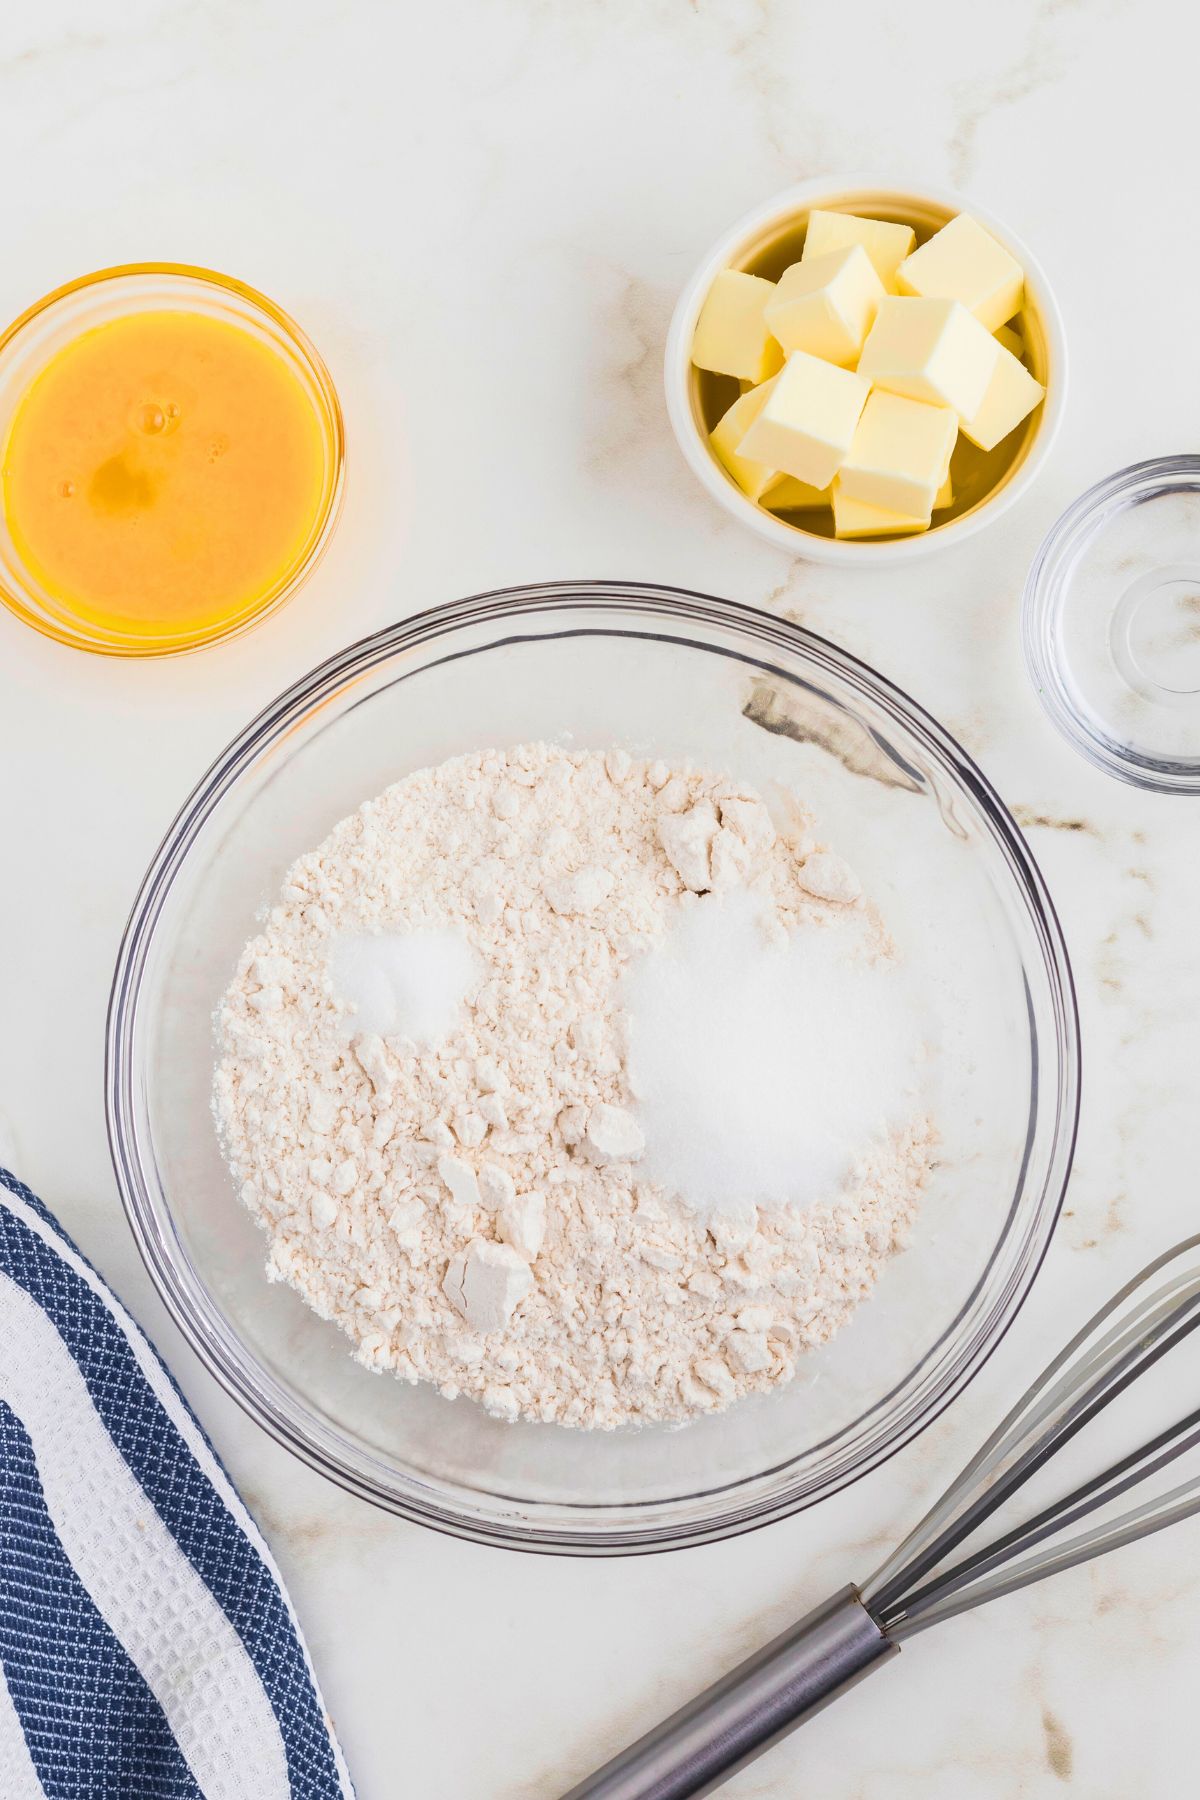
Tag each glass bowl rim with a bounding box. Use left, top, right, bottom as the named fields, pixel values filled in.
left=106, top=580, right=1081, bottom=1554
left=0, top=260, right=346, bottom=658
left=1021, top=453, right=1200, bottom=796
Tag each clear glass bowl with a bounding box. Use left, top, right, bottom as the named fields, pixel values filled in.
left=106, top=584, right=1080, bottom=1553
left=0, top=264, right=345, bottom=656
left=1023, top=456, right=1200, bottom=794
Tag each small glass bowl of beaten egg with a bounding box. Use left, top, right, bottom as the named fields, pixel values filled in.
left=665, top=179, right=1066, bottom=563
left=0, top=264, right=344, bottom=655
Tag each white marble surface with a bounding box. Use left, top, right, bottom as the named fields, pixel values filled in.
left=2, top=1, right=1199, bottom=1793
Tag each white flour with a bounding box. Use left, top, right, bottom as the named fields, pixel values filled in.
left=213, top=743, right=936, bottom=1429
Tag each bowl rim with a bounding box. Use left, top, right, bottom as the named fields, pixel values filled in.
left=0, top=261, right=346, bottom=658
left=106, top=581, right=1081, bottom=1553
left=664, top=174, right=1068, bottom=565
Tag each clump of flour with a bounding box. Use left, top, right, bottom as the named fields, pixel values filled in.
left=213, top=743, right=936, bottom=1430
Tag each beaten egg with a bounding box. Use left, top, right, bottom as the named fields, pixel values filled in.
left=0, top=273, right=342, bottom=652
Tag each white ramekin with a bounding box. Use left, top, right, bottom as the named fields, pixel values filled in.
left=664, top=176, right=1067, bottom=565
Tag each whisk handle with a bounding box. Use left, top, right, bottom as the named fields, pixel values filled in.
left=560, top=1585, right=896, bottom=1800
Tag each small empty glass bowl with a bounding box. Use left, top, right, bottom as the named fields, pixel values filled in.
left=1023, top=456, right=1200, bottom=793
left=107, top=584, right=1079, bottom=1553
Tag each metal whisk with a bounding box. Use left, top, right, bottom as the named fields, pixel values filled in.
left=565, top=1236, right=1200, bottom=1800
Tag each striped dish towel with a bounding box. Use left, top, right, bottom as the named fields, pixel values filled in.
left=0, top=1167, right=355, bottom=1800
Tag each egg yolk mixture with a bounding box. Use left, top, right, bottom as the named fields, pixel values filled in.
left=2, top=309, right=329, bottom=643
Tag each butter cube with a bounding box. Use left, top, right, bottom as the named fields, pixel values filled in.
left=960, top=343, right=1045, bottom=452
left=838, top=390, right=958, bottom=519
left=937, top=424, right=955, bottom=484
left=692, top=270, right=784, bottom=383
left=994, top=322, right=1024, bottom=359
left=764, top=246, right=884, bottom=367
left=802, top=209, right=916, bottom=293
left=858, top=297, right=999, bottom=424
left=709, top=377, right=781, bottom=500
left=737, top=351, right=870, bottom=490
left=832, top=486, right=929, bottom=539
left=897, top=215, right=1024, bottom=332
left=934, top=472, right=954, bottom=511
left=762, top=473, right=831, bottom=511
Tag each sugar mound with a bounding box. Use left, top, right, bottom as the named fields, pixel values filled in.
left=622, top=888, right=918, bottom=1223
left=330, top=927, right=479, bottom=1044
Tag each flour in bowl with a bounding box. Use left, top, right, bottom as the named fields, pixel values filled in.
left=213, top=743, right=936, bottom=1429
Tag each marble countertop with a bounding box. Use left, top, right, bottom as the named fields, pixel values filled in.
left=2, top=0, right=1198, bottom=1793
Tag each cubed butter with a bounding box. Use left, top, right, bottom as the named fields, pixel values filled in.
left=709, top=377, right=781, bottom=500
left=832, top=485, right=929, bottom=539
left=858, top=297, right=999, bottom=424
left=802, top=209, right=916, bottom=293
left=737, top=351, right=870, bottom=490
left=762, top=473, right=832, bottom=511
left=692, top=270, right=784, bottom=383
left=960, top=343, right=1045, bottom=451
left=897, top=214, right=1024, bottom=332
left=838, top=390, right=957, bottom=519
left=937, top=422, right=955, bottom=483
left=934, top=472, right=954, bottom=511
left=994, top=322, right=1024, bottom=359
left=764, top=246, right=884, bottom=366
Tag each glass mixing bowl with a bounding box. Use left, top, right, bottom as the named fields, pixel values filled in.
left=107, top=584, right=1079, bottom=1553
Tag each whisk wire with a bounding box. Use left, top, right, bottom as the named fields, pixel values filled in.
left=886, top=1408, right=1200, bottom=1632
left=875, top=1304, right=1200, bottom=1626
left=891, top=1477, right=1200, bottom=1637
left=865, top=1239, right=1200, bottom=1634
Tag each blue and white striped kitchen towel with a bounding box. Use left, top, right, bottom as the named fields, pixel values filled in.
left=0, top=1166, right=355, bottom=1800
